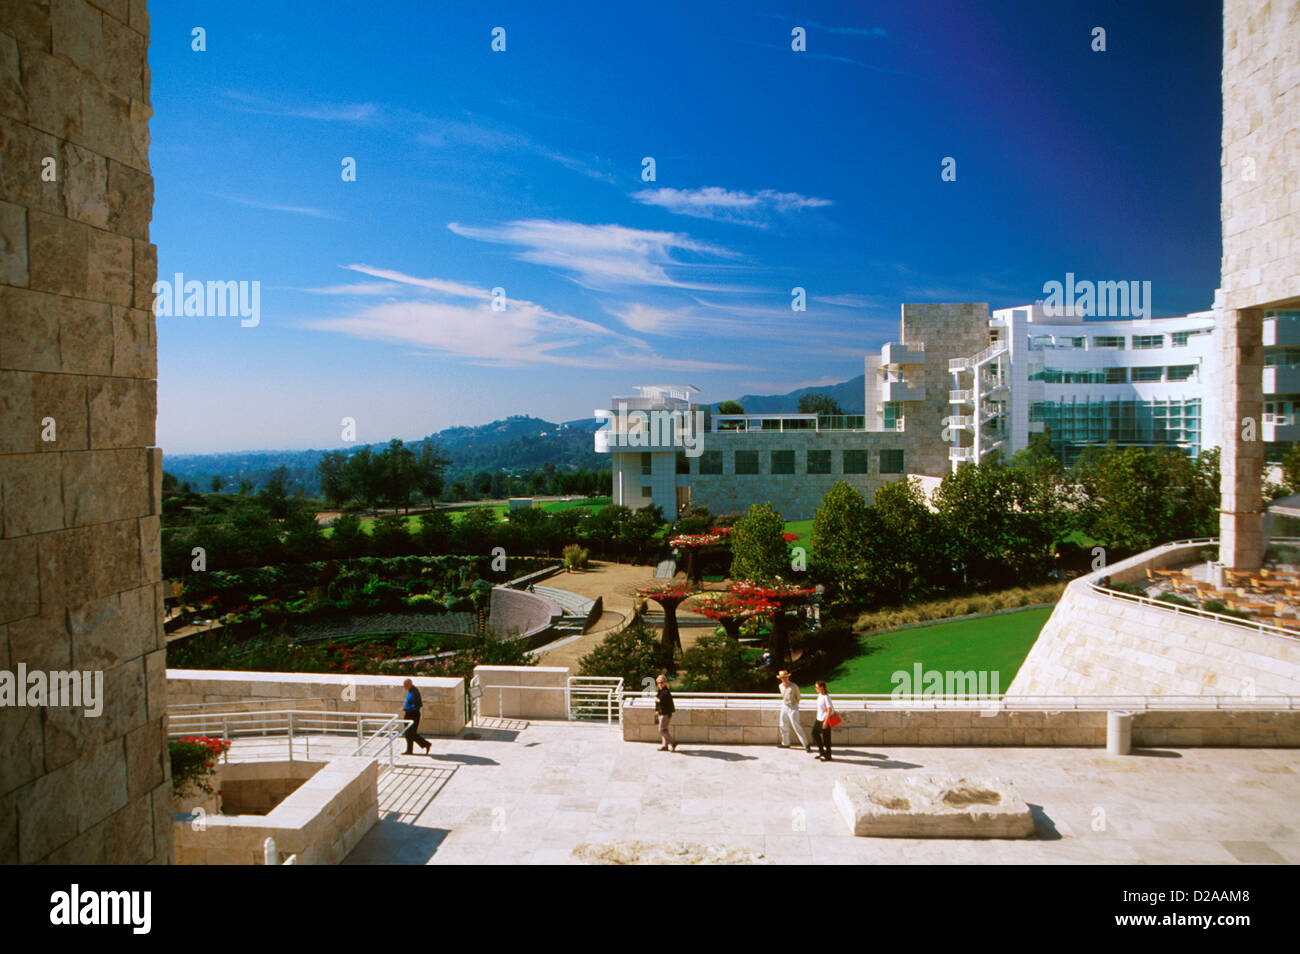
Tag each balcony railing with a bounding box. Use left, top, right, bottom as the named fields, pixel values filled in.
left=949, top=341, right=1008, bottom=371
left=711, top=413, right=866, bottom=433
left=949, top=389, right=973, bottom=403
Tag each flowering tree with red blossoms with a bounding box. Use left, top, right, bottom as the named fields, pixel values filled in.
left=636, top=580, right=698, bottom=668
left=729, top=580, right=817, bottom=672
left=690, top=589, right=778, bottom=641
left=668, top=527, right=730, bottom=584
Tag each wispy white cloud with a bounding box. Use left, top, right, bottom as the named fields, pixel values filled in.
left=304, top=282, right=405, bottom=296
left=220, top=195, right=336, bottom=219
left=448, top=219, right=741, bottom=291
left=812, top=293, right=887, bottom=308
left=632, top=186, right=831, bottom=225
left=753, top=13, right=890, bottom=39
left=300, top=266, right=751, bottom=371
left=219, top=90, right=380, bottom=122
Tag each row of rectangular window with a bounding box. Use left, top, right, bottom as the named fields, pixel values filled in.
left=680, top=448, right=905, bottom=475
left=1029, top=364, right=1198, bottom=384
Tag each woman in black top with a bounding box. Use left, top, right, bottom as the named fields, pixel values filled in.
left=655, top=674, right=677, bottom=752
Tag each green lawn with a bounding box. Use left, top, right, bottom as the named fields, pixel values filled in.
left=783, top=518, right=813, bottom=544
left=821, top=605, right=1052, bottom=694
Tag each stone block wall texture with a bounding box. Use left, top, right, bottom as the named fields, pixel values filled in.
left=1219, top=0, right=1300, bottom=569
left=621, top=702, right=1300, bottom=747
left=172, top=755, right=378, bottom=865
left=165, top=670, right=467, bottom=737
left=0, top=0, right=167, bottom=865
left=1007, top=542, right=1300, bottom=697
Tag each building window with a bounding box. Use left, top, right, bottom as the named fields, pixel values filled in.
left=1104, top=367, right=1128, bottom=384
left=640, top=452, right=652, bottom=476
left=1266, top=347, right=1300, bottom=367
left=1166, top=364, right=1197, bottom=382
left=806, top=450, right=832, bottom=475
left=882, top=402, right=903, bottom=430
left=699, top=450, right=723, bottom=475
left=734, top=450, right=759, bottom=475
left=843, top=450, right=870, bottom=474
left=1093, top=336, right=1125, bottom=349
left=676, top=451, right=690, bottom=475
left=640, top=486, right=653, bottom=498
left=771, top=450, right=795, bottom=475
left=1132, top=334, right=1165, bottom=349
left=879, top=449, right=905, bottom=474
left=1069, top=336, right=1086, bottom=348
left=1172, top=331, right=1192, bottom=346
left=1131, top=366, right=1163, bottom=382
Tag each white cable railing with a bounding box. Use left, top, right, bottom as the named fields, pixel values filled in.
left=949, top=341, right=1008, bottom=371
left=167, top=708, right=413, bottom=771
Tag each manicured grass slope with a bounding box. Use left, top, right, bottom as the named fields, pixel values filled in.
left=823, top=605, right=1052, bottom=693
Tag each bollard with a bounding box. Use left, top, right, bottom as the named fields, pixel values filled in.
left=1106, top=710, right=1133, bottom=755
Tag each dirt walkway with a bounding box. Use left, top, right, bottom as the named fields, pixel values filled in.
left=532, top=561, right=727, bottom=671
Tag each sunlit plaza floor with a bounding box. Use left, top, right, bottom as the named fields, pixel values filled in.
left=223, top=721, right=1300, bottom=865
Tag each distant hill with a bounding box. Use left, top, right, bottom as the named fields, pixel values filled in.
left=712, top=375, right=865, bottom=414
left=163, top=377, right=863, bottom=493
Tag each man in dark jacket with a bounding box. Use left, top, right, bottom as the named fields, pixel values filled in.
left=655, top=674, right=677, bottom=752
left=401, top=678, right=431, bottom=754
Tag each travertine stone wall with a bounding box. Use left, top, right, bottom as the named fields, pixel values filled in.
left=1007, top=542, right=1300, bottom=697
left=621, top=702, right=1300, bottom=747
left=1219, top=0, right=1300, bottom=569
left=896, top=303, right=992, bottom=478
left=0, top=0, right=167, bottom=864
left=173, top=756, right=378, bottom=865
left=166, top=671, right=467, bottom=737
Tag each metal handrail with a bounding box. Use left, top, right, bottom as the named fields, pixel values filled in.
left=1085, top=537, right=1300, bottom=641
left=621, top=692, right=1299, bottom=711
left=167, top=708, right=413, bottom=771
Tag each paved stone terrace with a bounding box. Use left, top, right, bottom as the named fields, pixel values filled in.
left=271, top=721, right=1300, bottom=864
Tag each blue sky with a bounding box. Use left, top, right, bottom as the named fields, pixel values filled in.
left=152, top=0, right=1223, bottom=453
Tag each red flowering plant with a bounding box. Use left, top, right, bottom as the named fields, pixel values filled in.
left=668, top=528, right=731, bottom=583
left=635, top=580, right=698, bottom=668
left=727, top=580, right=816, bottom=672
left=690, top=590, right=778, bottom=641
left=168, top=735, right=232, bottom=797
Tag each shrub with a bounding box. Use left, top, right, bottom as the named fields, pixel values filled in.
left=562, top=543, right=590, bottom=571
left=1202, top=599, right=1251, bottom=620
left=852, top=582, right=1066, bottom=633
left=1155, top=592, right=1196, bottom=607
left=680, top=634, right=770, bottom=692
left=578, top=620, right=662, bottom=690
left=169, top=736, right=231, bottom=797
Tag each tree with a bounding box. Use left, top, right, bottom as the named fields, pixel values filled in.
left=282, top=507, right=325, bottom=563
left=162, top=471, right=180, bottom=493
left=258, top=465, right=290, bottom=519
left=417, top=510, right=453, bottom=554
left=730, top=502, right=790, bottom=583
left=871, top=476, right=948, bottom=597
left=210, top=475, right=224, bottom=493
left=715, top=400, right=745, bottom=415
left=377, top=439, right=418, bottom=512
left=416, top=442, right=450, bottom=504
left=454, top=506, right=499, bottom=554
left=318, top=451, right=349, bottom=508
left=636, top=581, right=696, bottom=669
left=331, top=513, right=367, bottom=559
left=578, top=620, right=662, bottom=690
left=1281, top=444, right=1300, bottom=495
left=810, top=482, right=872, bottom=601
left=1071, top=446, right=1218, bottom=553
left=797, top=392, right=844, bottom=417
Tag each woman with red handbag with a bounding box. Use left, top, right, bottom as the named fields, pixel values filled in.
left=813, top=680, right=838, bottom=761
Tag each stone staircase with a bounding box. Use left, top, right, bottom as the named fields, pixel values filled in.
left=531, top=585, right=596, bottom=635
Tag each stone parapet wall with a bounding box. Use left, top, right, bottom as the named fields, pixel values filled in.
left=0, top=0, right=169, bottom=864
left=1006, top=542, right=1300, bottom=697
left=622, top=701, right=1300, bottom=747
left=473, top=665, right=569, bottom=720
left=166, top=670, right=466, bottom=737
left=173, top=756, right=377, bottom=865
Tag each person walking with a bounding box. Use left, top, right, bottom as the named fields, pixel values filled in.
left=400, top=678, right=431, bottom=755
left=777, top=670, right=810, bottom=751
left=655, top=674, right=677, bottom=752
left=812, top=680, right=835, bottom=761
